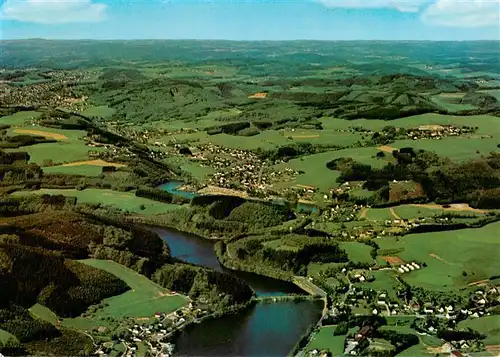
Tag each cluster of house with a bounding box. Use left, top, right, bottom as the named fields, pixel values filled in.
left=405, top=125, right=475, bottom=140
left=319, top=204, right=362, bottom=223
left=1, top=71, right=93, bottom=108
left=93, top=302, right=213, bottom=357
left=344, top=325, right=375, bottom=355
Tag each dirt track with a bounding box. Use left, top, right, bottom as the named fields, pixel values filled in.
left=468, top=279, right=489, bottom=287
left=61, top=159, right=126, bottom=168
left=292, top=135, right=320, bottom=139
left=389, top=208, right=401, bottom=220
left=295, top=184, right=316, bottom=190
left=14, top=129, right=68, bottom=140
left=429, top=253, right=452, bottom=265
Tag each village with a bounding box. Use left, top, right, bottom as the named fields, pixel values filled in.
left=91, top=301, right=214, bottom=357
left=307, top=280, right=500, bottom=357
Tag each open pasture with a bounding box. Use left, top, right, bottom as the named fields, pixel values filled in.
left=13, top=128, right=68, bottom=140
left=163, top=157, right=214, bottom=181
left=262, top=237, right=302, bottom=252
left=392, top=205, right=442, bottom=220
left=12, top=188, right=182, bottom=216
left=479, top=89, right=500, bottom=101
left=376, top=221, right=500, bottom=291
left=80, top=105, right=116, bottom=118
left=339, top=242, right=373, bottom=264
left=392, top=136, right=499, bottom=162
left=8, top=126, right=86, bottom=141
left=306, top=326, right=346, bottom=356
left=276, top=147, right=385, bottom=192
left=43, top=165, right=108, bottom=176
left=0, top=111, right=41, bottom=126
left=29, top=303, right=59, bottom=325
left=430, top=94, right=475, bottom=112
left=354, top=270, right=402, bottom=300
left=362, top=207, right=396, bottom=221
left=0, top=329, right=18, bottom=343
left=79, top=259, right=189, bottom=318
left=5, top=126, right=103, bottom=166
left=61, top=159, right=127, bottom=168
left=281, top=129, right=363, bottom=147
left=6, top=142, right=105, bottom=166
left=458, top=315, right=500, bottom=345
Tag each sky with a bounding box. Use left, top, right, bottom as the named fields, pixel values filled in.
left=0, top=0, right=499, bottom=40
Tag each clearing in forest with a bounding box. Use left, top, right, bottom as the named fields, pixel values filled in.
left=77, top=259, right=189, bottom=318
left=411, top=203, right=487, bottom=214
left=377, top=145, right=396, bottom=153
left=61, top=159, right=127, bottom=168
left=248, top=92, right=268, bottom=99
left=13, top=129, right=68, bottom=140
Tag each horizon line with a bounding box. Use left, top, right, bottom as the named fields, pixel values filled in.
left=1, top=38, right=499, bottom=42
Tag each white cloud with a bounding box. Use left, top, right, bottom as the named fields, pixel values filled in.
left=0, top=0, right=108, bottom=24
left=421, top=0, right=500, bottom=27
left=316, top=0, right=429, bottom=12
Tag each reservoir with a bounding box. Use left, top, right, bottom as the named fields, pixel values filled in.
left=152, top=227, right=323, bottom=357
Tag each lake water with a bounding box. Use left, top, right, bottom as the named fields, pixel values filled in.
left=157, top=181, right=197, bottom=200
left=152, top=227, right=323, bottom=357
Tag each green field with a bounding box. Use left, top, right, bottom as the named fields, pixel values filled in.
left=306, top=326, right=346, bottom=356
left=43, top=164, right=104, bottom=176
left=430, top=94, right=475, bottom=112
left=0, top=328, right=18, bottom=343
left=29, top=303, right=59, bottom=325
left=31, top=260, right=189, bottom=331
left=392, top=205, right=440, bottom=220
left=354, top=270, right=402, bottom=300
left=79, top=259, right=189, bottom=319
left=282, top=129, right=363, bottom=147
left=80, top=105, right=116, bottom=118
left=6, top=141, right=105, bottom=166
left=340, top=242, right=373, bottom=264
left=377, top=221, right=500, bottom=291
left=7, top=126, right=86, bottom=141
left=0, top=111, right=41, bottom=126
left=392, top=137, right=500, bottom=162
left=163, top=156, right=214, bottom=181
left=458, top=315, right=500, bottom=345
left=274, top=147, right=386, bottom=192
left=364, top=208, right=395, bottom=221
left=12, top=188, right=182, bottom=216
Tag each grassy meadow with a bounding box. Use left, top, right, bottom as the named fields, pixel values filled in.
left=79, top=259, right=189, bottom=318
left=43, top=164, right=104, bottom=176
left=339, top=242, right=373, bottom=264
left=376, top=221, right=500, bottom=291
left=458, top=315, right=500, bottom=345
left=306, top=326, right=346, bottom=356
left=0, top=111, right=41, bottom=126
left=12, top=188, right=182, bottom=216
